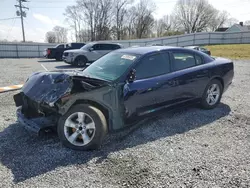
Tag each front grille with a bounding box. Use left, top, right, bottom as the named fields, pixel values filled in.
left=63, top=52, right=69, bottom=56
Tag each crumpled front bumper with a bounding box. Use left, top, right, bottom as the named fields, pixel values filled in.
left=16, top=107, right=57, bottom=135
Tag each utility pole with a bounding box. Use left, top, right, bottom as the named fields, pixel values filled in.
left=15, top=0, right=29, bottom=42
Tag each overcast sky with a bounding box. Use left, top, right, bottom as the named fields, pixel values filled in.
left=1, top=0, right=250, bottom=42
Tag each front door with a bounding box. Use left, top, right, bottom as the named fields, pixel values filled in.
left=123, top=52, right=178, bottom=120
left=88, top=44, right=106, bottom=61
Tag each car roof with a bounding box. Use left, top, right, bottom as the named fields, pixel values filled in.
left=115, top=46, right=182, bottom=55
left=89, top=42, right=121, bottom=45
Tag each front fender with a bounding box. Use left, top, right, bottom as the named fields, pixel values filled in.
left=58, top=86, right=125, bottom=131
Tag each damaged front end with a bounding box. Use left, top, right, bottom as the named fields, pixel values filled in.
left=13, top=70, right=108, bottom=135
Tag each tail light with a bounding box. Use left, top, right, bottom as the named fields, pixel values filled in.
left=47, top=49, right=51, bottom=55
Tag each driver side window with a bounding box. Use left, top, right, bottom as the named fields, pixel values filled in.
left=92, top=44, right=101, bottom=50
left=135, top=53, right=170, bottom=80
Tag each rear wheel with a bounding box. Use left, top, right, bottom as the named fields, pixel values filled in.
left=201, top=79, right=223, bottom=109
left=74, top=56, right=88, bottom=67
left=57, top=104, right=107, bottom=150
left=55, top=53, right=61, bottom=61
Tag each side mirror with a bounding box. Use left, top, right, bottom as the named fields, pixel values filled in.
left=89, top=47, right=94, bottom=52
left=127, top=69, right=136, bottom=83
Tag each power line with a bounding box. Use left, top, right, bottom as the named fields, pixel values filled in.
left=6, top=17, right=17, bottom=41
left=15, top=0, right=29, bottom=42
left=0, top=17, right=19, bottom=21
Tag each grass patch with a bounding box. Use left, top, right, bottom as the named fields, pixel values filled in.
left=205, top=44, right=250, bottom=60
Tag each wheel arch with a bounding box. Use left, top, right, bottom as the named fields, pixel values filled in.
left=71, top=99, right=111, bottom=132
left=74, top=54, right=88, bottom=62
left=210, top=76, right=224, bottom=90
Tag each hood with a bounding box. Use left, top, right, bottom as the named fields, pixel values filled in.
left=22, top=70, right=108, bottom=106
left=64, top=49, right=86, bottom=53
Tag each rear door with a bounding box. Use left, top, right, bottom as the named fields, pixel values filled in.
left=169, top=50, right=210, bottom=101
left=123, top=52, right=178, bottom=118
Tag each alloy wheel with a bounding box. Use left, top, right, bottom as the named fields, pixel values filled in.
left=206, top=84, right=220, bottom=106
left=64, top=112, right=96, bottom=146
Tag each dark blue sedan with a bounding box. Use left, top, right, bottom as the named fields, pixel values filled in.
left=14, top=46, right=234, bottom=150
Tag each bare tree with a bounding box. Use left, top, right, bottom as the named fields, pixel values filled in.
left=77, top=0, right=113, bottom=41
left=53, top=26, right=68, bottom=43
left=45, top=31, right=56, bottom=43
left=174, top=0, right=218, bottom=33
left=124, top=6, right=137, bottom=39
left=155, top=15, right=173, bottom=37
left=113, top=0, right=133, bottom=40
left=78, top=29, right=91, bottom=42
left=77, top=0, right=97, bottom=41
left=64, top=5, right=83, bottom=42
left=95, top=0, right=114, bottom=40
left=225, top=18, right=239, bottom=27
left=208, top=11, right=229, bottom=31
left=132, top=0, right=156, bottom=38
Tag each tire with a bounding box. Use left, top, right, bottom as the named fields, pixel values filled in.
left=201, top=79, right=223, bottom=109
left=74, top=56, right=88, bottom=67
left=57, top=104, right=107, bottom=151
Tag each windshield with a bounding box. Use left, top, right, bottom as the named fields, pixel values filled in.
left=80, top=42, right=94, bottom=50
left=82, top=52, right=139, bottom=81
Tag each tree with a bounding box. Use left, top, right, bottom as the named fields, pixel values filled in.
left=173, top=0, right=218, bottom=33
left=131, top=0, right=156, bottom=38
left=64, top=5, right=83, bottom=42
left=77, top=0, right=114, bottom=41
left=124, top=6, right=137, bottom=39
left=155, top=15, right=173, bottom=37
left=113, top=0, right=133, bottom=40
left=225, top=18, right=239, bottom=27
left=53, top=26, right=68, bottom=43
left=95, top=0, right=114, bottom=40
left=78, top=29, right=91, bottom=42
left=45, top=31, right=56, bottom=43
left=208, top=11, right=229, bottom=31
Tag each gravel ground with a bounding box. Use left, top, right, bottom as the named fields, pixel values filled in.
left=0, top=59, right=249, bottom=188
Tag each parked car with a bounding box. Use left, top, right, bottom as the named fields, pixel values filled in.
left=43, top=43, right=86, bottom=61
left=185, top=46, right=211, bottom=55
left=14, top=46, right=234, bottom=150
left=62, top=42, right=122, bottom=66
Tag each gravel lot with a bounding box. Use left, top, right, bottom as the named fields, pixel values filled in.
left=0, top=58, right=249, bottom=188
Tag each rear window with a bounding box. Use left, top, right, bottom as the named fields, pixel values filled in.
left=56, top=44, right=64, bottom=49
left=172, top=53, right=196, bottom=71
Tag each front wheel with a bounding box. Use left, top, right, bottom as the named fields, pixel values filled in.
left=74, top=56, right=88, bottom=67
left=57, top=104, right=107, bottom=150
left=201, top=79, right=223, bottom=109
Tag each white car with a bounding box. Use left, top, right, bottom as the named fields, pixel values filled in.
left=62, top=42, right=122, bottom=66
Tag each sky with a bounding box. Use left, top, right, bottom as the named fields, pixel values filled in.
left=0, top=0, right=250, bottom=42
